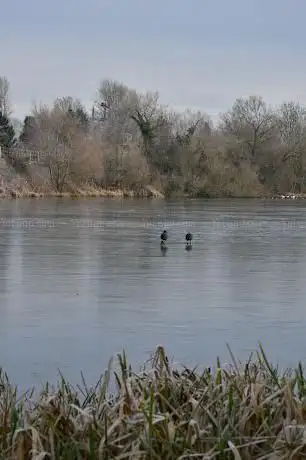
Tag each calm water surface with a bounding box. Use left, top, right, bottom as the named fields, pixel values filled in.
left=0, top=198, right=306, bottom=390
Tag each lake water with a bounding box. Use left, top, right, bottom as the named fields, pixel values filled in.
left=0, top=198, right=306, bottom=390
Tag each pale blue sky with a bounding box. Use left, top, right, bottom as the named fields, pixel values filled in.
left=1, top=0, right=306, bottom=121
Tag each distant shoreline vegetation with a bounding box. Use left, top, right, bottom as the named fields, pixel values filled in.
left=1, top=344, right=306, bottom=458
left=1, top=76, right=306, bottom=199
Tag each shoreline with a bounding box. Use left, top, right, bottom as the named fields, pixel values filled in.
left=0, top=185, right=165, bottom=200
left=0, top=187, right=305, bottom=201
left=1, top=345, right=305, bottom=458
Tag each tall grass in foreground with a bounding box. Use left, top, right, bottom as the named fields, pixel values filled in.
left=1, top=345, right=306, bottom=459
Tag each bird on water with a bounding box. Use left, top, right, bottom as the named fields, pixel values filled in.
left=185, top=232, right=193, bottom=248
left=160, top=229, right=168, bottom=248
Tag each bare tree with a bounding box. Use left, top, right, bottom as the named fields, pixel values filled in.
left=44, top=143, right=72, bottom=192
left=0, top=76, right=11, bottom=117
left=129, top=92, right=162, bottom=151
left=25, top=106, right=76, bottom=191
left=94, top=79, right=139, bottom=142
left=53, top=96, right=84, bottom=113
left=277, top=102, right=306, bottom=152
left=276, top=101, right=306, bottom=192
left=95, top=80, right=169, bottom=173
left=95, top=80, right=134, bottom=115
left=219, top=96, right=275, bottom=162
left=25, top=100, right=106, bottom=191
left=173, top=109, right=211, bottom=144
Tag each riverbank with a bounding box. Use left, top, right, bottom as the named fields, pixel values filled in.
left=0, top=184, right=165, bottom=200
left=0, top=172, right=306, bottom=201
left=2, top=185, right=306, bottom=201
left=1, top=345, right=306, bottom=459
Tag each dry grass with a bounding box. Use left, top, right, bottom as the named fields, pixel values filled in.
left=1, top=345, right=306, bottom=459
left=0, top=182, right=164, bottom=200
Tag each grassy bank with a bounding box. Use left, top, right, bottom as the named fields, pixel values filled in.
left=1, top=181, right=305, bottom=201
left=0, top=183, right=165, bottom=200
left=1, top=345, right=306, bottom=459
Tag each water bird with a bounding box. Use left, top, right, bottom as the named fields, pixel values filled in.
left=160, top=229, right=168, bottom=249
left=185, top=232, right=193, bottom=246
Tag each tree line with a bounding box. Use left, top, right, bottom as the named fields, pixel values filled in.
left=0, top=75, right=305, bottom=197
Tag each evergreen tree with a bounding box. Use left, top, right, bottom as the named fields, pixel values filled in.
left=19, top=115, right=36, bottom=144
left=0, top=111, right=15, bottom=149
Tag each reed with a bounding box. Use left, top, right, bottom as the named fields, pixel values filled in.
left=1, top=344, right=306, bottom=459
left=0, top=185, right=164, bottom=200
